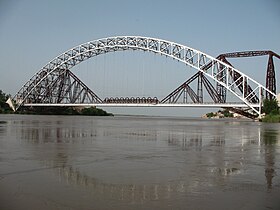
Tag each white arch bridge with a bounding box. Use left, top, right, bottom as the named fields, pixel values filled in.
left=8, top=36, right=277, bottom=118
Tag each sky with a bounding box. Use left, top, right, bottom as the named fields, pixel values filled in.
left=0, top=0, right=279, bottom=116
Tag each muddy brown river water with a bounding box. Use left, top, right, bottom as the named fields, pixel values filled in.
left=0, top=114, right=279, bottom=209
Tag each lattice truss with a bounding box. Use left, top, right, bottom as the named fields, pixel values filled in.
left=12, top=36, right=276, bottom=117
left=18, top=69, right=102, bottom=105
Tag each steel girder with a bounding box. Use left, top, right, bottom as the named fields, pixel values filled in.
left=266, top=55, right=276, bottom=99
left=18, top=69, right=102, bottom=107
left=12, top=36, right=276, bottom=117
left=217, top=50, right=279, bottom=99
left=160, top=72, right=221, bottom=104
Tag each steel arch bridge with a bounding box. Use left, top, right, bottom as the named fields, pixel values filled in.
left=9, top=36, right=277, bottom=118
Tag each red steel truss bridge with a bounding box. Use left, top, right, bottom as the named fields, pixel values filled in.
left=7, top=36, right=279, bottom=118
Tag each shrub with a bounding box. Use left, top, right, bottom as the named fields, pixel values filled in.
left=262, top=98, right=279, bottom=115
left=261, top=114, right=280, bottom=123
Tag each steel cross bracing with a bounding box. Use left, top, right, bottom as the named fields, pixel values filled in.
left=216, top=51, right=279, bottom=100
left=160, top=72, right=221, bottom=104
left=16, top=69, right=102, bottom=108
left=11, top=36, right=277, bottom=117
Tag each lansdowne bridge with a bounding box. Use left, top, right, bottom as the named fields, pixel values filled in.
left=7, top=36, right=279, bottom=118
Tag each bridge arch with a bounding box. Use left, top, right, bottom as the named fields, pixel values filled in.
left=12, top=36, right=276, bottom=116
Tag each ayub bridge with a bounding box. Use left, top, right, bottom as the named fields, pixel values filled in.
left=8, top=36, right=279, bottom=118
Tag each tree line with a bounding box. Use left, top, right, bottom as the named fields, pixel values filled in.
left=261, top=98, right=280, bottom=123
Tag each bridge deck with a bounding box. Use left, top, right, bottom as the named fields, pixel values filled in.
left=23, top=103, right=260, bottom=108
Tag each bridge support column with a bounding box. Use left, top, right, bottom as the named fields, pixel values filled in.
left=266, top=55, right=276, bottom=99
left=197, top=72, right=203, bottom=103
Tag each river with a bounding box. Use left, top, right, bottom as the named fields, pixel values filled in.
left=0, top=114, right=279, bottom=209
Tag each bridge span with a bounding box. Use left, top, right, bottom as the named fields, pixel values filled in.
left=23, top=103, right=257, bottom=108
left=8, top=36, right=279, bottom=118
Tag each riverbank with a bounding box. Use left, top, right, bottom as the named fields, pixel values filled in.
left=17, top=106, right=114, bottom=116
left=202, top=109, right=242, bottom=119
left=261, top=114, right=280, bottom=123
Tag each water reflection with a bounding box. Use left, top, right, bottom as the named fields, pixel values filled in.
left=262, top=129, right=278, bottom=190
left=4, top=116, right=280, bottom=204
left=0, top=121, right=7, bottom=153
left=262, top=130, right=278, bottom=145
left=18, top=124, right=159, bottom=143
left=0, top=121, right=7, bottom=134
left=52, top=164, right=191, bottom=202
left=19, top=125, right=97, bottom=143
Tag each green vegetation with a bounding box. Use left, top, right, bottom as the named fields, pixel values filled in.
left=261, top=98, right=280, bottom=123
left=262, top=98, right=279, bottom=115
left=0, top=89, right=113, bottom=116
left=206, top=112, right=215, bottom=118
left=222, top=109, right=234, bottom=118
left=0, top=90, right=13, bottom=114
left=261, top=114, right=280, bottom=123
left=17, top=106, right=113, bottom=116
left=80, top=106, right=112, bottom=116
left=205, top=109, right=233, bottom=118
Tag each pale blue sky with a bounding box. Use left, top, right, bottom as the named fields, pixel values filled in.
left=0, top=0, right=279, bottom=116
